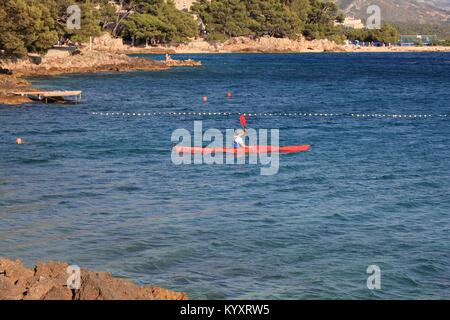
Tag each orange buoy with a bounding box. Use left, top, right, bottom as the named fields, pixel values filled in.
left=202, top=96, right=208, bottom=103
left=226, top=91, right=232, bottom=98
left=16, top=137, right=23, bottom=145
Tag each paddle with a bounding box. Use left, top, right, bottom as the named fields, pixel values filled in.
left=237, top=114, right=248, bottom=150
left=240, top=114, right=247, bottom=130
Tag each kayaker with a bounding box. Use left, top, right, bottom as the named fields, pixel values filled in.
left=233, top=128, right=247, bottom=149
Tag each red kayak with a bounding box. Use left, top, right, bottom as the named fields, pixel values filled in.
left=173, top=145, right=310, bottom=154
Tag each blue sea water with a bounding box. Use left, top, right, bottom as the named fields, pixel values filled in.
left=1, top=53, right=449, bottom=299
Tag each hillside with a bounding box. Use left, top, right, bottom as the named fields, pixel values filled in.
left=335, top=0, right=450, bottom=24
left=421, top=0, right=450, bottom=11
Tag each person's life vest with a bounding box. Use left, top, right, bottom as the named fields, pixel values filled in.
left=233, top=136, right=243, bottom=149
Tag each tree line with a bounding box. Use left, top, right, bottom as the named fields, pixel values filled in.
left=343, top=25, right=400, bottom=44
left=192, top=0, right=346, bottom=43
left=1, top=0, right=404, bottom=58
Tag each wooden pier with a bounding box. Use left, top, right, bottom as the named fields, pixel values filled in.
left=13, top=91, right=82, bottom=104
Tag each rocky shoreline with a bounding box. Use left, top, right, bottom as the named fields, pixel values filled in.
left=0, top=75, right=34, bottom=105
left=0, top=49, right=201, bottom=105
left=0, top=258, right=187, bottom=300
left=89, top=34, right=450, bottom=54
left=1, top=51, right=165, bottom=78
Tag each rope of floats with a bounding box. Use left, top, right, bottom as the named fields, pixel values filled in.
left=91, top=111, right=449, bottom=119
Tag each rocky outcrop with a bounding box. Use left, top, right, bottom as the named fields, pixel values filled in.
left=92, top=33, right=128, bottom=52
left=158, top=36, right=347, bottom=53
left=0, top=75, right=32, bottom=105
left=140, top=36, right=450, bottom=54
left=0, top=50, right=169, bottom=77
left=165, top=59, right=202, bottom=67
left=0, top=95, right=31, bottom=105
left=0, top=258, right=187, bottom=300
left=221, top=36, right=345, bottom=53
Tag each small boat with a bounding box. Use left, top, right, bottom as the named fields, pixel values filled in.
left=173, top=145, right=310, bottom=154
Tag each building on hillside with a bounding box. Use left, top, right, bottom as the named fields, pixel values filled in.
left=335, top=17, right=365, bottom=29
left=174, top=0, right=196, bottom=11
left=399, top=34, right=438, bottom=46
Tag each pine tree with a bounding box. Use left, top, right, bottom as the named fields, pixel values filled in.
left=66, top=1, right=102, bottom=43
left=0, top=0, right=59, bottom=57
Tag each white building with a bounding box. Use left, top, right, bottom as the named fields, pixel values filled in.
left=335, top=17, right=365, bottom=30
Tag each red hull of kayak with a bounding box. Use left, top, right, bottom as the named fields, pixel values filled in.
left=173, top=145, right=310, bottom=154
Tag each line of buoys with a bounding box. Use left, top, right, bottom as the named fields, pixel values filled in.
left=91, top=111, right=450, bottom=119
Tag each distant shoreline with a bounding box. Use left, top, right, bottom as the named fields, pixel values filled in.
left=123, top=46, right=450, bottom=54
left=123, top=47, right=450, bottom=54
left=116, top=36, right=450, bottom=55
left=1, top=43, right=449, bottom=106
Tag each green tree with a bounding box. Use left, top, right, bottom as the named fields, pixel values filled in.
left=373, top=24, right=400, bottom=43
left=192, top=0, right=252, bottom=41
left=98, top=0, right=118, bottom=30
left=365, top=24, right=399, bottom=43
left=147, top=0, right=197, bottom=42
left=121, top=0, right=197, bottom=44
left=0, top=0, right=59, bottom=57
left=193, top=0, right=346, bottom=41
left=285, top=0, right=311, bottom=28
left=246, top=0, right=301, bottom=38
left=193, top=0, right=302, bottom=40
left=66, top=1, right=102, bottom=43
left=303, top=0, right=342, bottom=41
left=344, top=23, right=400, bottom=44
left=121, top=13, right=168, bottom=45
left=343, top=27, right=368, bottom=42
